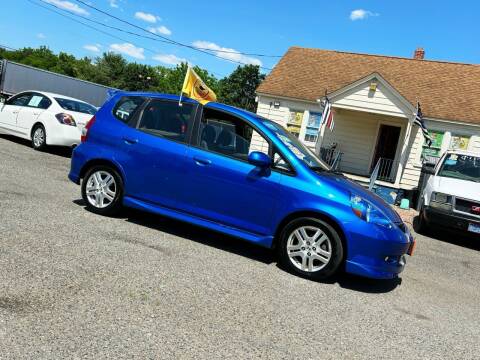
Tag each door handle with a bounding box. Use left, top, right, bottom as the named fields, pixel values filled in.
left=33, top=112, right=41, bottom=115
left=122, top=137, right=138, bottom=145
left=12, top=110, right=19, bottom=114
left=193, top=157, right=212, bottom=166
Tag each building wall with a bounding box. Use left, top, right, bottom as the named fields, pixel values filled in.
left=401, top=120, right=480, bottom=189
left=332, top=81, right=410, bottom=118
left=322, top=109, right=406, bottom=176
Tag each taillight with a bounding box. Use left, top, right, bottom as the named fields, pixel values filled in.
left=81, top=115, right=96, bottom=143
left=55, top=113, right=76, bottom=126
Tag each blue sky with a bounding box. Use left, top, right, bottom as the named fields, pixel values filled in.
left=1, top=0, right=478, bottom=77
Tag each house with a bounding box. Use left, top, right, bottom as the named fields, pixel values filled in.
left=256, top=47, right=480, bottom=194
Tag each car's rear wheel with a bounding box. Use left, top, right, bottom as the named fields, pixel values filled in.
left=31, top=124, right=47, bottom=151
left=278, top=217, right=344, bottom=280
left=82, top=166, right=123, bottom=216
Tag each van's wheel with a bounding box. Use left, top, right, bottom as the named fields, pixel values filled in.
left=31, top=124, right=47, bottom=151
left=82, top=165, right=123, bottom=216
left=278, top=217, right=344, bottom=281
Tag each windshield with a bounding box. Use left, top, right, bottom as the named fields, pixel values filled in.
left=55, top=98, right=97, bottom=115
left=438, top=153, right=480, bottom=182
left=262, top=119, right=330, bottom=170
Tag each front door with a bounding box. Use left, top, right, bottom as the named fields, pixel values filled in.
left=371, top=124, right=401, bottom=171
left=0, top=92, right=33, bottom=132
left=181, top=107, right=283, bottom=236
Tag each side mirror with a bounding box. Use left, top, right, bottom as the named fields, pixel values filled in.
left=421, top=164, right=436, bottom=175
left=248, top=151, right=271, bottom=168
left=0, top=98, right=5, bottom=111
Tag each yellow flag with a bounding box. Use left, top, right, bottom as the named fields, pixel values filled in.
left=181, top=66, right=217, bottom=104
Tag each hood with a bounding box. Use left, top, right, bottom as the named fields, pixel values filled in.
left=318, top=172, right=402, bottom=223
left=432, top=176, right=480, bottom=201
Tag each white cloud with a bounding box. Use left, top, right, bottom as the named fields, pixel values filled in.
left=84, top=44, right=101, bottom=53
left=192, top=41, right=262, bottom=66
left=109, top=43, right=145, bottom=59
left=37, top=33, right=46, bottom=39
left=134, top=11, right=160, bottom=23
left=44, top=0, right=89, bottom=16
left=152, top=54, right=188, bottom=66
left=148, top=25, right=172, bottom=36
left=350, top=9, right=379, bottom=21
left=109, top=0, right=118, bottom=8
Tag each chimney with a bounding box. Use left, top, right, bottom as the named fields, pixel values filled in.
left=413, top=47, right=425, bottom=60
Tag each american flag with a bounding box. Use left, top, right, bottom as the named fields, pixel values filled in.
left=414, top=102, right=432, bottom=147
left=321, top=97, right=334, bottom=131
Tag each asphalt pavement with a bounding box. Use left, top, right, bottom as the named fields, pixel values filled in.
left=1, top=135, right=479, bottom=359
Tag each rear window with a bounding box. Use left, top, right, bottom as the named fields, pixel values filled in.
left=55, top=98, right=97, bottom=115
left=113, top=96, right=146, bottom=125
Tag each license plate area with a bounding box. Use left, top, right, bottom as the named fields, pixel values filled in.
left=467, top=223, right=480, bottom=234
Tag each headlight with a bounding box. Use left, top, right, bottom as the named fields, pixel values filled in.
left=350, top=194, right=393, bottom=228
left=430, top=192, right=453, bottom=210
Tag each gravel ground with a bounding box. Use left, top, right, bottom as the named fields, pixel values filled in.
left=1, top=135, right=479, bottom=360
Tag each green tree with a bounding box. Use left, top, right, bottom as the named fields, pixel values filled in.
left=218, top=65, right=265, bottom=112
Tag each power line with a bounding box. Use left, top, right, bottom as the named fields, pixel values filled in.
left=72, top=0, right=274, bottom=70
left=26, top=0, right=229, bottom=78
left=0, top=44, right=18, bottom=51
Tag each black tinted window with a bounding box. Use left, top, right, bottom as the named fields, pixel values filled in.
left=113, top=96, right=145, bottom=124
left=55, top=98, right=97, bottom=115
left=138, top=100, right=195, bottom=143
left=7, top=93, right=32, bottom=106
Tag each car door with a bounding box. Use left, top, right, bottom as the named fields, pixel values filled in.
left=0, top=92, right=33, bottom=132
left=16, top=93, right=52, bottom=134
left=181, top=107, right=285, bottom=236
left=118, top=97, right=199, bottom=210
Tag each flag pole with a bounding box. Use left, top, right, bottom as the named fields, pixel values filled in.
left=179, top=64, right=190, bottom=107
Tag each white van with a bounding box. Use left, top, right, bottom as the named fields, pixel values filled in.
left=417, top=150, right=480, bottom=235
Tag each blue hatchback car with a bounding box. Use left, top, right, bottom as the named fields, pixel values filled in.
left=69, top=92, right=415, bottom=280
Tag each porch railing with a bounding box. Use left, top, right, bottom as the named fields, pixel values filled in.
left=369, top=157, right=399, bottom=187
left=320, top=147, right=343, bottom=171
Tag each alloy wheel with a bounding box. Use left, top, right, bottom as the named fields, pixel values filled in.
left=85, top=170, right=116, bottom=209
left=33, top=127, right=45, bottom=148
left=286, top=225, right=332, bottom=272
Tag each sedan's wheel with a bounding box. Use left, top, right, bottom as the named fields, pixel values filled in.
left=81, top=166, right=123, bottom=216
left=31, top=124, right=47, bottom=150
left=279, top=218, right=343, bottom=280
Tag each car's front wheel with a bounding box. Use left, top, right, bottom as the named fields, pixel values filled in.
left=278, top=217, right=344, bottom=280
left=81, top=166, right=123, bottom=216
left=31, top=124, right=47, bottom=151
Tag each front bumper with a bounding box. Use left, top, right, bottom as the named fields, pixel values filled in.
left=345, top=222, right=415, bottom=279
left=424, top=206, right=480, bottom=233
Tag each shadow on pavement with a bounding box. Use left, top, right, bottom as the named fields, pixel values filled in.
left=413, top=215, right=480, bottom=251
left=0, top=134, right=72, bottom=158
left=73, top=199, right=402, bottom=293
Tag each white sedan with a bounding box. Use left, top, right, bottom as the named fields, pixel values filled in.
left=0, top=91, right=97, bottom=150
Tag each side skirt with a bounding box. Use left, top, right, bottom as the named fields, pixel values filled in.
left=123, top=196, right=275, bottom=248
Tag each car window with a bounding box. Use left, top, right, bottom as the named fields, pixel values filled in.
left=198, top=108, right=271, bottom=162
left=273, top=150, right=294, bottom=173
left=113, top=96, right=145, bottom=125
left=27, top=94, right=51, bottom=109
left=6, top=93, right=33, bottom=107
left=138, top=99, right=196, bottom=144
left=55, top=98, right=97, bottom=115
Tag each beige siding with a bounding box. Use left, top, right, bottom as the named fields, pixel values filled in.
left=333, top=82, right=409, bottom=118
left=400, top=121, right=480, bottom=189
left=323, top=109, right=406, bottom=176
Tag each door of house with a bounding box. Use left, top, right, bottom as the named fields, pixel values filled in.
left=370, top=124, right=401, bottom=175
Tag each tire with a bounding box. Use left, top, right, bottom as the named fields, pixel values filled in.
left=413, top=207, right=429, bottom=235
left=81, top=165, right=123, bottom=216
left=31, top=124, right=47, bottom=151
left=278, top=217, right=344, bottom=281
